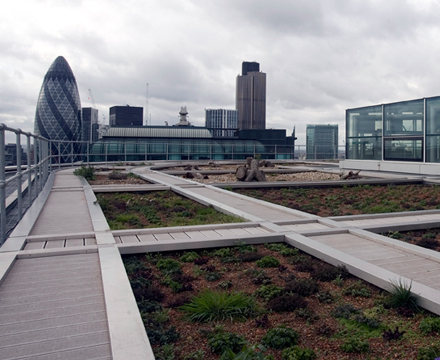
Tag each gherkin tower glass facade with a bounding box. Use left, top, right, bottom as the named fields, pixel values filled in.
left=34, top=56, right=82, bottom=161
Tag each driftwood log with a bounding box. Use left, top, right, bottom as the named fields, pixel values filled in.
left=236, top=157, right=267, bottom=182
left=340, top=170, right=361, bottom=180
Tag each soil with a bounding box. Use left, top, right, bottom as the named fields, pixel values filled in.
left=126, top=244, right=438, bottom=360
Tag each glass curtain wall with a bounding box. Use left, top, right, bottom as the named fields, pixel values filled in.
left=346, top=97, right=440, bottom=163
left=383, top=99, right=423, bottom=161
left=426, top=96, right=440, bottom=163
left=346, top=105, right=382, bottom=160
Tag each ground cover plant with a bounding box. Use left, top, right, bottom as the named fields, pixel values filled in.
left=123, top=243, right=440, bottom=360
left=236, top=184, right=440, bottom=217
left=383, top=228, right=440, bottom=252
left=96, top=191, right=243, bottom=229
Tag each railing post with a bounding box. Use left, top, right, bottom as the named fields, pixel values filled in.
left=39, top=138, right=43, bottom=193
left=33, top=137, right=38, bottom=198
left=16, top=131, right=23, bottom=221
left=0, top=124, right=6, bottom=244
left=27, top=134, right=32, bottom=208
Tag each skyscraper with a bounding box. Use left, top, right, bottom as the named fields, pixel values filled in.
left=306, top=124, right=339, bottom=160
left=109, top=105, right=143, bottom=127
left=205, top=109, right=238, bottom=137
left=236, top=61, right=266, bottom=130
left=34, top=56, right=82, bottom=161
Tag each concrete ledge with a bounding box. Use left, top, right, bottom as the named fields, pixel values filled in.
left=284, top=232, right=440, bottom=316
left=80, top=177, right=111, bottom=232
left=0, top=252, right=18, bottom=285
left=329, top=209, right=440, bottom=221
left=117, top=233, right=285, bottom=255
left=361, top=220, right=440, bottom=233
left=111, top=221, right=260, bottom=237
left=17, top=246, right=98, bottom=258
left=92, top=185, right=170, bottom=193
left=98, top=245, right=155, bottom=360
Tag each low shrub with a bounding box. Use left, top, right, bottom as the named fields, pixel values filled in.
left=255, top=284, right=284, bottom=301
left=256, top=314, right=270, bottom=328
left=417, top=237, right=438, bottom=249
left=340, top=338, right=370, bottom=353
left=295, top=308, right=318, bottom=322
left=180, top=290, right=258, bottom=322
left=418, top=344, right=440, bottom=360
left=133, top=285, right=165, bottom=302
left=315, top=322, right=335, bottom=337
left=256, top=256, right=280, bottom=268
left=145, top=324, right=180, bottom=346
left=294, top=259, right=315, bottom=273
left=218, top=280, right=233, bottom=290
left=354, top=314, right=381, bottom=329
left=137, top=299, right=162, bottom=313
left=343, top=281, right=372, bottom=297
left=156, top=258, right=182, bottom=275
left=312, top=264, right=349, bottom=282
left=239, top=252, right=263, bottom=262
left=108, top=170, right=127, bottom=180
left=205, top=271, right=223, bottom=282
left=420, top=317, right=440, bottom=334
left=73, top=165, right=96, bottom=181
left=180, top=252, right=200, bottom=263
left=316, top=291, right=334, bottom=303
left=208, top=331, right=246, bottom=354
left=213, top=248, right=232, bottom=258
left=262, top=326, right=300, bottom=350
left=281, top=345, right=317, bottom=360
left=382, top=327, right=405, bottom=341
left=331, top=304, right=359, bottom=319
left=250, top=270, right=272, bottom=285
left=285, top=278, right=320, bottom=297
left=220, top=344, right=273, bottom=360
left=267, top=294, right=308, bottom=313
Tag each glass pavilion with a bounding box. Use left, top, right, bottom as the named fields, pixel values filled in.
left=346, top=96, right=440, bottom=163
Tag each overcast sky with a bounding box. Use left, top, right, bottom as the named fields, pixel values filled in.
left=1, top=0, right=440, bottom=145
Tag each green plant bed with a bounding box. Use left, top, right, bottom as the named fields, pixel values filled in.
left=123, top=245, right=440, bottom=360
left=236, top=184, right=440, bottom=217
left=97, top=191, right=243, bottom=229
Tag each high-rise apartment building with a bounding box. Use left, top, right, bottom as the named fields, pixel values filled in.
left=109, top=105, right=143, bottom=127
left=306, top=124, right=339, bottom=160
left=34, top=56, right=82, bottom=160
left=205, top=109, right=238, bottom=137
left=236, top=61, right=266, bottom=130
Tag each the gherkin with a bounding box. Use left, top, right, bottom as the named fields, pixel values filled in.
left=34, top=56, right=81, bottom=161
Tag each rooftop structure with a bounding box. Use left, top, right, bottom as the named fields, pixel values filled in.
left=109, top=105, right=143, bottom=127
left=342, top=96, right=440, bottom=175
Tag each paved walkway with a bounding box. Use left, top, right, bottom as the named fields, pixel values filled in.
left=2, top=165, right=440, bottom=359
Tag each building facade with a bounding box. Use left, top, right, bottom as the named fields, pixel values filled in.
left=345, top=97, right=440, bottom=162
left=34, top=56, right=82, bottom=161
left=306, top=124, right=338, bottom=159
left=236, top=61, right=266, bottom=130
left=205, top=109, right=238, bottom=137
left=109, top=106, right=143, bottom=127
left=90, top=126, right=295, bottom=161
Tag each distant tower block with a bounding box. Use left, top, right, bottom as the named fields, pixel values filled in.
left=175, top=106, right=191, bottom=126
left=34, top=56, right=82, bottom=161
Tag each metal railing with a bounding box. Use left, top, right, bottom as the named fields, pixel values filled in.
left=0, top=124, right=50, bottom=244
left=0, top=124, right=347, bottom=245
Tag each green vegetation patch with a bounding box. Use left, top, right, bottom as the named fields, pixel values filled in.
left=97, top=191, right=243, bottom=229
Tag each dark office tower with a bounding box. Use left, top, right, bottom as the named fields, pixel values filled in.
left=242, top=61, right=260, bottom=75
left=109, top=105, right=143, bottom=127
left=34, top=56, right=82, bottom=161
left=236, top=61, right=266, bottom=130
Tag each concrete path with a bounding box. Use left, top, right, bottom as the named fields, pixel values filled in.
left=2, top=165, right=440, bottom=359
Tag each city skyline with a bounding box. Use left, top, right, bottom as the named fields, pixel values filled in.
left=2, top=1, right=440, bottom=145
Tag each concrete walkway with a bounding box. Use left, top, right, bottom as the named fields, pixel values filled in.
left=2, top=165, right=440, bottom=359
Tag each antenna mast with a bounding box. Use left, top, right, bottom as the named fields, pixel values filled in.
left=145, top=83, right=149, bottom=126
